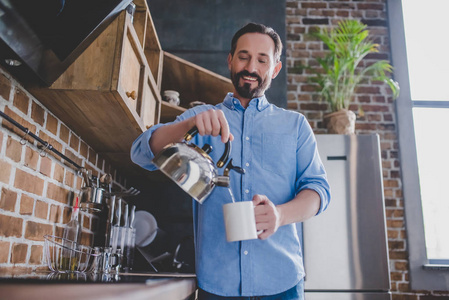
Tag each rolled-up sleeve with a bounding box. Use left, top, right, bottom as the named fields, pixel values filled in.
left=130, top=123, right=165, bottom=171
left=295, top=117, right=331, bottom=216
left=130, top=105, right=212, bottom=171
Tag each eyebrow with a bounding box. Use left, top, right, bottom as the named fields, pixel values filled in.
left=237, top=50, right=270, bottom=58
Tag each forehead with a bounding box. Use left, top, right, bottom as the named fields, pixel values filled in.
left=235, top=32, right=275, bottom=58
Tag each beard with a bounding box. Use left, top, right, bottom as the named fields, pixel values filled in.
left=230, top=70, right=272, bottom=100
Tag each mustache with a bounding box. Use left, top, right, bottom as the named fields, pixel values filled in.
left=236, top=70, right=261, bottom=83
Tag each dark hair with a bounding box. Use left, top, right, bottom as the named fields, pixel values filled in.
left=230, top=22, right=283, bottom=62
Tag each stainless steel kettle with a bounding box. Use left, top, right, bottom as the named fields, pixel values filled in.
left=152, top=127, right=244, bottom=204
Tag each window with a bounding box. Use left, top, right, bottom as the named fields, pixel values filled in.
left=388, top=0, right=449, bottom=290
left=403, top=0, right=449, bottom=262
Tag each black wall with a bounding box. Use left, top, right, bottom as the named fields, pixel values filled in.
left=147, top=0, right=287, bottom=108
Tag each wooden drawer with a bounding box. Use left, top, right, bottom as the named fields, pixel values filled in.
left=114, top=14, right=147, bottom=125
left=119, top=28, right=145, bottom=114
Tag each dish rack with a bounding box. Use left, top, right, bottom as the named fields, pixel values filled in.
left=44, top=235, right=100, bottom=273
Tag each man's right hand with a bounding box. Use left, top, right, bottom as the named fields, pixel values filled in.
left=193, top=109, right=233, bottom=143
left=149, top=109, right=233, bottom=155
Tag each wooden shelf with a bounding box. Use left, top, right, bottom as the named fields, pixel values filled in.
left=160, top=101, right=186, bottom=123
left=161, top=52, right=232, bottom=108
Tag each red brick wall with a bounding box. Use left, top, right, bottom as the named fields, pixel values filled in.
left=0, top=68, right=126, bottom=272
left=286, top=0, right=449, bottom=299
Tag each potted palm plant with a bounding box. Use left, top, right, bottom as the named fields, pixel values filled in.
left=309, top=19, right=400, bottom=134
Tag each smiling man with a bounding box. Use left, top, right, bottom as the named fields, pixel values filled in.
left=228, top=28, right=282, bottom=106
left=131, top=23, right=331, bottom=300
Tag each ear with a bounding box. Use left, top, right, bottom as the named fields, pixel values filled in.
left=271, top=61, right=282, bottom=79
left=227, top=53, right=232, bottom=71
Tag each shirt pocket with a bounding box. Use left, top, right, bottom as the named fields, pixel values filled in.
left=262, top=133, right=297, bottom=176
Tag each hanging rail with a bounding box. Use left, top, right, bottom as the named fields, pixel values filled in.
left=0, top=110, right=83, bottom=170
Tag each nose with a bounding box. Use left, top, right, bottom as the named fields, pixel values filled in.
left=244, top=57, right=257, bottom=74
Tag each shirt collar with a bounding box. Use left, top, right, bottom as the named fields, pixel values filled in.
left=223, top=93, right=270, bottom=112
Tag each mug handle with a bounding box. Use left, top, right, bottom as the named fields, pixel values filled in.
left=184, top=126, right=231, bottom=168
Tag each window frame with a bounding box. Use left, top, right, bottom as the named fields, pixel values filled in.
left=387, top=0, right=449, bottom=290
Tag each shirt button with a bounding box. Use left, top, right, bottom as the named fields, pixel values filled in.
left=233, top=100, right=237, bottom=104
left=245, top=163, right=249, bottom=167
left=245, top=136, right=250, bottom=141
left=245, top=189, right=249, bottom=194
left=244, top=251, right=248, bottom=255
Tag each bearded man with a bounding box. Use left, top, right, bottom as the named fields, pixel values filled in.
left=131, top=22, right=331, bottom=300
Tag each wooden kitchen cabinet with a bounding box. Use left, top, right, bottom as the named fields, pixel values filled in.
left=27, top=0, right=232, bottom=175
left=29, top=4, right=162, bottom=165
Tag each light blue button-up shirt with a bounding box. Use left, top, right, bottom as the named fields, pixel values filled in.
left=130, top=93, right=330, bottom=297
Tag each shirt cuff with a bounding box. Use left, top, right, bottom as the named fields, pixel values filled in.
left=298, top=184, right=331, bottom=216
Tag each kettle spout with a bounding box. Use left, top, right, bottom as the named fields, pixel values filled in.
left=214, top=159, right=245, bottom=187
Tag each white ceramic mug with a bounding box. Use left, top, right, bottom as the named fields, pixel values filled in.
left=223, top=201, right=259, bottom=242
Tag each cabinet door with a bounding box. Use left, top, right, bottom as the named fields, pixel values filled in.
left=115, top=14, right=147, bottom=124
left=141, top=72, right=161, bottom=129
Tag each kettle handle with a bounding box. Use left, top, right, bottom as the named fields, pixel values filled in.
left=184, top=126, right=231, bottom=168
left=184, top=127, right=199, bottom=142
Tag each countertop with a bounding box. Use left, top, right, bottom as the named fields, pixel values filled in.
left=0, top=272, right=197, bottom=300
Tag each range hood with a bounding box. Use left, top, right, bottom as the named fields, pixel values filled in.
left=0, top=0, right=130, bottom=86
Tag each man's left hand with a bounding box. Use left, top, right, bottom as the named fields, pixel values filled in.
left=252, top=194, right=281, bottom=240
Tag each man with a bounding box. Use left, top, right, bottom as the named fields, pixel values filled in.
left=131, top=23, right=330, bottom=299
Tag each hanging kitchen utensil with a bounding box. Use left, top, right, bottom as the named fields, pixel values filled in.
left=81, top=168, right=91, bottom=187
left=79, top=186, right=105, bottom=212
left=152, top=127, right=244, bottom=204
left=172, top=235, right=195, bottom=273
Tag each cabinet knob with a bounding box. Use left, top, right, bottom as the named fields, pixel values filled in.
left=126, top=91, right=137, bottom=100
